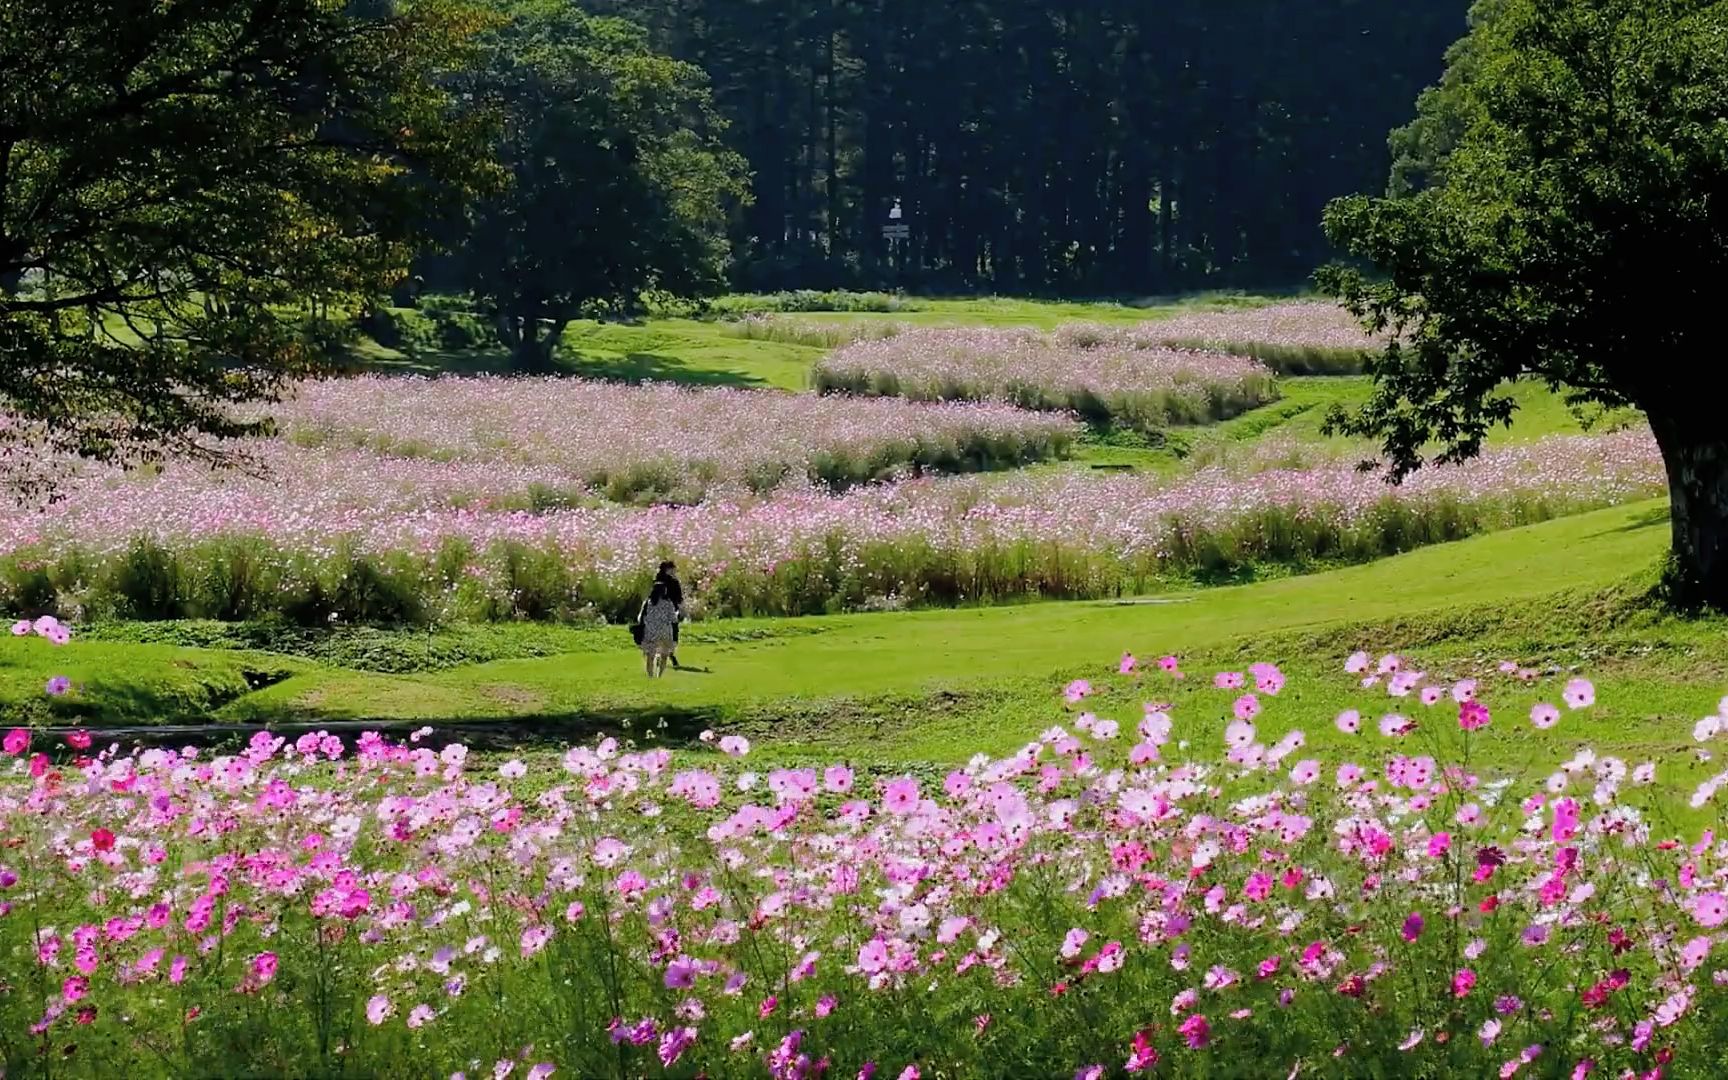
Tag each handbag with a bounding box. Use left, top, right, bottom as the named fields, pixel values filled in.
left=629, top=621, right=645, bottom=645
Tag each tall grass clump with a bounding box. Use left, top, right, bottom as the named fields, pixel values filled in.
left=3, top=650, right=1723, bottom=1077
left=814, top=327, right=1278, bottom=432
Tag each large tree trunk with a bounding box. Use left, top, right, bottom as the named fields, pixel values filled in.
left=1651, top=418, right=1728, bottom=609
left=494, top=310, right=564, bottom=375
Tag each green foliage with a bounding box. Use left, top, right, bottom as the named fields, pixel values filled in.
left=0, top=0, right=500, bottom=483
left=363, top=306, right=493, bottom=353
left=590, top=1, right=1463, bottom=294
left=700, top=290, right=914, bottom=316
left=1320, top=0, right=1728, bottom=605
left=444, top=1, right=750, bottom=372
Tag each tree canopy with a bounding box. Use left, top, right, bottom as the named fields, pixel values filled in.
left=0, top=0, right=497, bottom=482
left=441, top=0, right=747, bottom=373
left=1319, top=0, right=1728, bottom=607
left=584, top=0, right=1465, bottom=294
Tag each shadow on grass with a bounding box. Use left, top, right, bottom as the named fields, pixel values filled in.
left=41, top=701, right=728, bottom=754
left=341, top=343, right=767, bottom=389
left=1585, top=504, right=1672, bottom=536
left=565, top=351, right=765, bottom=388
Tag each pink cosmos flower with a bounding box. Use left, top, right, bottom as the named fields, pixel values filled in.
left=1, top=728, right=26, bottom=755
left=718, top=735, right=750, bottom=757
left=1177, top=1014, right=1210, bottom=1049
left=45, top=676, right=71, bottom=696
left=1420, top=686, right=1444, bottom=706
left=1060, top=928, right=1090, bottom=960
left=1214, top=671, right=1244, bottom=690
left=1119, top=654, right=1137, bottom=675
left=1290, top=760, right=1320, bottom=785
left=1459, top=701, right=1491, bottom=731
left=1563, top=679, right=1596, bottom=709
left=1335, top=710, right=1360, bottom=734
left=251, top=952, right=277, bottom=985
left=366, top=995, right=393, bottom=1025
left=1064, top=679, right=1092, bottom=703
left=1345, top=651, right=1369, bottom=673
left=858, top=937, right=890, bottom=975
left=407, top=1004, right=435, bottom=1029
left=1530, top=703, right=1560, bottom=729
left=1402, top=912, right=1424, bottom=942
left=659, top=1027, right=697, bottom=1068
left=1681, top=936, right=1712, bottom=971
left=1225, top=720, right=1256, bottom=749
left=1158, top=655, right=1180, bottom=673
left=882, top=777, right=920, bottom=815
left=651, top=956, right=695, bottom=993
left=1453, top=968, right=1477, bottom=997
left=1125, top=1029, right=1159, bottom=1072
left=9, top=620, right=30, bottom=636
left=1453, top=679, right=1478, bottom=702
left=1692, top=892, right=1728, bottom=928
left=519, top=926, right=552, bottom=958
left=1232, top=694, right=1260, bottom=721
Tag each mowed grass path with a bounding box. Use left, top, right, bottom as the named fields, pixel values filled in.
left=11, top=500, right=1722, bottom=787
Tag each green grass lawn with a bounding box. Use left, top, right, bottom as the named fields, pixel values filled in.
left=8, top=500, right=1720, bottom=796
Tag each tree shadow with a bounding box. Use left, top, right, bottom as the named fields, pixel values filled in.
left=41, top=702, right=729, bottom=754
left=339, top=343, right=766, bottom=389
left=1585, top=504, right=1672, bottom=536
left=559, top=351, right=765, bottom=389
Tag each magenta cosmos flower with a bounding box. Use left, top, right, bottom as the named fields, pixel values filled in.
left=1458, top=701, right=1491, bottom=731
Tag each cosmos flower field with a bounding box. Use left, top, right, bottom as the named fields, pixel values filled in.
left=4, top=643, right=1725, bottom=1078
left=812, top=329, right=1279, bottom=428
left=0, top=426, right=1664, bottom=622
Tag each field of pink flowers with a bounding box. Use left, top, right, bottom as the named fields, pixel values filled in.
left=270, top=377, right=1077, bottom=503
left=1117, top=302, right=1391, bottom=375
left=2, top=647, right=1722, bottom=1078
left=0, top=432, right=1665, bottom=623
left=812, top=330, right=1278, bottom=429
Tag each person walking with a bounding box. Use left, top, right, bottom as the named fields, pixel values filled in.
left=654, top=560, right=684, bottom=669
left=637, top=580, right=680, bottom=677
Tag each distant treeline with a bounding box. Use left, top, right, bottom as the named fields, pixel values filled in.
left=585, top=0, right=1467, bottom=294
